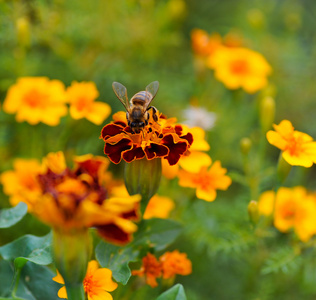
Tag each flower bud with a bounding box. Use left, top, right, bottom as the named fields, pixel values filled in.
left=53, top=229, right=91, bottom=300
left=248, top=200, right=259, bottom=224
left=124, top=158, right=162, bottom=214
left=240, top=137, right=252, bottom=155
left=16, top=17, right=30, bottom=47
left=260, top=96, right=275, bottom=133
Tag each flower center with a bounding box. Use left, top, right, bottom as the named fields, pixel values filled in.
left=285, top=136, right=303, bottom=156
left=75, top=97, right=91, bottom=111
left=230, top=59, right=249, bottom=74
left=281, top=201, right=296, bottom=220
left=192, top=171, right=212, bottom=190
left=23, top=89, right=48, bottom=108
left=83, top=274, right=96, bottom=294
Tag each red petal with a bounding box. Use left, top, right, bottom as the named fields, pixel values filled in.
left=181, top=132, right=194, bottom=146
left=144, top=142, right=169, bottom=160
left=97, top=224, right=132, bottom=245
left=104, top=138, right=132, bottom=164
left=122, top=145, right=145, bottom=162
left=161, top=134, right=189, bottom=166
left=101, top=123, right=124, bottom=140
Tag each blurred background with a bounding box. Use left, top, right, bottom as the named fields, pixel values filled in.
left=1, top=0, right=316, bottom=299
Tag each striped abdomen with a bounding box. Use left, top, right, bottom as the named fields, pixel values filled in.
left=130, top=91, right=153, bottom=106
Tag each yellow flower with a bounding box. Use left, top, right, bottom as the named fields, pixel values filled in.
left=266, top=120, right=316, bottom=167
left=0, top=159, right=43, bottom=210
left=258, top=190, right=275, bottom=216
left=274, top=187, right=316, bottom=242
left=53, top=260, right=118, bottom=300
left=143, top=195, right=175, bottom=219
left=207, top=47, right=272, bottom=93
left=178, top=161, right=232, bottom=202
left=66, top=81, right=111, bottom=125
left=3, top=77, right=67, bottom=125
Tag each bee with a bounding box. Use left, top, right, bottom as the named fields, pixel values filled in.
left=112, top=81, right=160, bottom=133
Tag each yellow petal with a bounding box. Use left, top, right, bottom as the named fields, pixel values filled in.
left=93, top=268, right=118, bottom=292
left=179, top=151, right=212, bottom=173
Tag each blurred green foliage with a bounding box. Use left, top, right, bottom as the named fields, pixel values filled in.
left=1, top=0, right=316, bottom=299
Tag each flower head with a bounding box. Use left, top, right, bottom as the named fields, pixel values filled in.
left=266, top=120, right=316, bottom=167
left=100, top=111, right=193, bottom=166
left=3, top=77, right=67, bottom=125
left=159, top=250, right=192, bottom=279
left=53, top=260, right=118, bottom=300
left=178, top=161, right=232, bottom=202
left=1, top=152, right=140, bottom=245
left=191, top=29, right=222, bottom=57
left=66, top=81, right=111, bottom=125
left=132, top=253, right=162, bottom=288
left=207, top=47, right=272, bottom=93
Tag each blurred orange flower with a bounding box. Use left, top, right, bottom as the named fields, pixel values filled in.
left=191, top=29, right=222, bottom=57
left=266, top=120, right=316, bottom=167
left=143, top=195, right=175, bottom=219
left=53, top=260, right=118, bottom=300
left=3, top=77, right=67, bottom=125
left=1, top=152, right=141, bottom=245
left=208, top=47, right=272, bottom=93
left=178, top=161, right=231, bottom=202
left=66, top=81, right=111, bottom=125
left=100, top=111, right=193, bottom=166
left=132, top=253, right=162, bottom=288
left=160, top=250, right=192, bottom=279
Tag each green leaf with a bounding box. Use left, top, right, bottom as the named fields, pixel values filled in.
left=0, top=232, right=53, bottom=266
left=156, top=284, right=187, bottom=300
left=95, top=241, right=139, bottom=285
left=133, top=218, right=183, bottom=251
left=0, top=203, right=28, bottom=228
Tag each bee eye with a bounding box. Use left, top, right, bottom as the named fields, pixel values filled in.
left=131, top=122, right=137, bottom=128
left=139, top=122, right=145, bottom=127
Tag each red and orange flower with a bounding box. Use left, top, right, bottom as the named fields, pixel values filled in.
left=100, top=112, right=193, bottom=166
left=1, top=152, right=140, bottom=245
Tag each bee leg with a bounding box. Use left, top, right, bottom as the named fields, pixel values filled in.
left=147, top=106, right=159, bottom=122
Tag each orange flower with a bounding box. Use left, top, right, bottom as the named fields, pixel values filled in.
left=3, top=77, right=67, bottom=125
left=143, top=195, right=175, bottom=219
left=66, top=81, right=111, bottom=125
left=100, top=112, right=193, bottom=166
left=132, top=253, right=162, bottom=288
left=207, top=47, right=272, bottom=93
left=1, top=152, right=140, bottom=245
left=258, top=190, right=275, bottom=217
left=178, top=161, right=232, bottom=202
left=266, top=120, right=316, bottom=167
left=274, top=187, right=316, bottom=242
left=191, top=29, right=222, bottom=57
left=53, top=260, right=118, bottom=300
left=159, top=250, right=192, bottom=279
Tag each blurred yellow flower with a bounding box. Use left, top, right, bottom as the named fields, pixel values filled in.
left=178, top=161, right=231, bottom=202
left=207, top=47, right=272, bottom=93
left=258, top=190, right=275, bottom=216
left=143, top=195, right=175, bottom=219
left=274, top=187, right=316, bottom=242
left=0, top=159, right=43, bottom=211
left=3, top=77, right=67, bottom=125
left=267, top=120, right=316, bottom=167
left=53, top=260, right=118, bottom=300
left=66, top=81, right=111, bottom=125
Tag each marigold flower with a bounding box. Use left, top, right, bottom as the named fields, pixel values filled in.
left=266, top=120, right=316, bottom=167
left=207, top=47, right=272, bottom=93
left=3, top=77, right=67, bottom=125
left=258, top=190, right=275, bottom=217
left=159, top=250, right=192, bottom=279
left=1, top=152, right=140, bottom=245
left=178, top=161, right=232, bottom=202
left=143, top=195, right=175, bottom=219
left=0, top=159, right=43, bottom=211
left=100, top=111, right=193, bottom=166
left=132, top=253, right=162, bottom=288
left=274, top=187, right=316, bottom=242
left=66, top=81, right=111, bottom=125
left=53, top=260, right=118, bottom=300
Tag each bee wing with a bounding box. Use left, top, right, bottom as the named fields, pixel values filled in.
left=145, top=81, right=159, bottom=107
left=112, top=82, right=130, bottom=110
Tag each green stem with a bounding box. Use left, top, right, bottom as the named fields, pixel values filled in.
left=64, top=284, right=85, bottom=300
left=11, top=266, right=22, bottom=298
